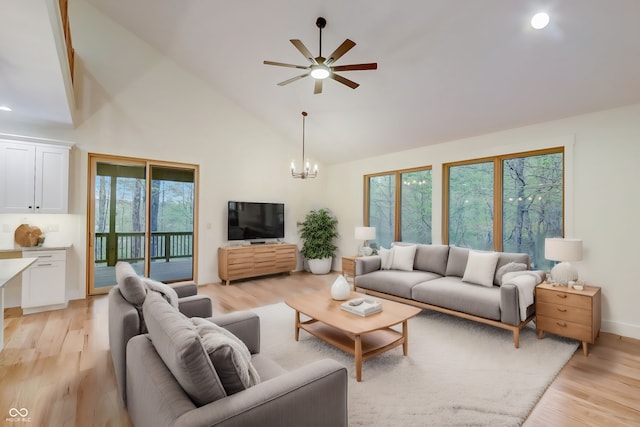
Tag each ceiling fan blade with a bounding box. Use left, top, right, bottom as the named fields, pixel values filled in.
left=325, top=39, right=356, bottom=65
left=290, top=40, right=317, bottom=64
left=277, top=73, right=310, bottom=86
left=264, top=60, right=309, bottom=70
left=332, top=62, right=378, bottom=72
left=329, top=73, right=360, bottom=89
left=314, top=79, right=323, bottom=94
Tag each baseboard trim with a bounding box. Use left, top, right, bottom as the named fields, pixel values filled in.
left=602, top=319, right=640, bottom=341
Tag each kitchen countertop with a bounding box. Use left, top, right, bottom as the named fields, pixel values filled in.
left=0, top=257, right=38, bottom=288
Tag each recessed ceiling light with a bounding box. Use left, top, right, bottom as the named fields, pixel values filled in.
left=531, top=12, right=550, bottom=30
left=0, top=105, right=12, bottom=112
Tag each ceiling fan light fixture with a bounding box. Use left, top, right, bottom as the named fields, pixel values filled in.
left=310, top=65, right=330, bottom=79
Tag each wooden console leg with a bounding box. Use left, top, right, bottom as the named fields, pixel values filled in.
left=513, top=329, right=520, bottom=349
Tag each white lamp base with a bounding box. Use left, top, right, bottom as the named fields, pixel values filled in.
left=551, top=261, right=578, bottom=285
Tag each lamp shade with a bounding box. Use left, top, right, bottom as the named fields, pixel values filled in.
left=354, top=226, right=376, bottom=241
left=545, top=238, right=583, bottom=262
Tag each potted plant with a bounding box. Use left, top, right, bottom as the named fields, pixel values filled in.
left=299, top=208, right=338, bottom=274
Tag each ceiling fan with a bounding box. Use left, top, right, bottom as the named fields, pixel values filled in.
left=264, top=17, right=377, bottom=94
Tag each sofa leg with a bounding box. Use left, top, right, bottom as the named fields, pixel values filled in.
left=513, top=330, right=520, bottom=348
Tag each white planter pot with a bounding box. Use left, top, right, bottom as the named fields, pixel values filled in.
left=307, top=257, right=332, bottom=275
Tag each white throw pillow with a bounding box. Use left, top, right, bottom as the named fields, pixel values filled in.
left=390, top=244, right=417, bottom=271
left=462, top=250, right=500, bottom=287
left=379, top=247, right=393, bottom=270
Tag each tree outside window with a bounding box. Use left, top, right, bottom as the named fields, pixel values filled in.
left=444, top=148, right=564, bottom=269
left=366, top=167, right=432, bottom=248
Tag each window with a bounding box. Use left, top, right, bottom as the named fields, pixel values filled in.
left=444, top=148, right=563, bottom=269
left=365, top=167, right=432, bottom=248
left=447, top=161, right=494, bottom=251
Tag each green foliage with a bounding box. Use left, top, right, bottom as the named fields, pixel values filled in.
left=367, top=169, right=433, bottom=248
left=299, top=208, right=338, bottom=260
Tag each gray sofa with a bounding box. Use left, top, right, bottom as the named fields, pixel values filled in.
left=125, top=292, right=348, bottom=427
left=355, top=244, right=544, bottom=348
left=109, top=261, right=213, bottom=406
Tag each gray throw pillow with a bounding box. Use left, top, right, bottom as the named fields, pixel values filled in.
left=143, top=292, right=226, bottom=406
left=445, top=246, right=469, bottom=277
left=115, top=261, right=146, bottom=306
left=143, top=278, right=179, bottom=309
left=192, top=317, right=260, bottom=395
left=496, top=262, right=528, bottom=285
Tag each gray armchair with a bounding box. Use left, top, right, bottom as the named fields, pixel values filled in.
left=125, top=293, right=348, bottom=427
left=108, top=262, right=212, bottom=406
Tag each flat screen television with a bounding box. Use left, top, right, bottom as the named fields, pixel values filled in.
left=227, top=201, right=285, bottom=241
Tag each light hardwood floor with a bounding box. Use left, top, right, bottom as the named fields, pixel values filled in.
left=1, top=271, right=638, bottom=426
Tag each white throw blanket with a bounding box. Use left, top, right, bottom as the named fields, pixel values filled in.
left=502, top=271, right=545, bottom=321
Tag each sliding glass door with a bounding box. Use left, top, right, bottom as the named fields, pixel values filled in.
left=88, top=155, right=198, bottom=295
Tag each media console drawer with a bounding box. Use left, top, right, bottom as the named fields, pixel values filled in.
left=218, top=243, right=297, bottom=285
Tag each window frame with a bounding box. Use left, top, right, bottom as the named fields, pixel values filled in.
left=364, top=165, right=433, bottom=243
left=442, top=147, right=564, bottom=252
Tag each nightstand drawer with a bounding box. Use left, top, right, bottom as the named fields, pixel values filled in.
left=537, top=301, right=592, bottom=325
left=536, top=287, right=592, bottom=309
left=536, top=315, right=593, bottom=343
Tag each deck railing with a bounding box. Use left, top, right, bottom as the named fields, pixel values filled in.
left=94, top=232, right=193, bottom=265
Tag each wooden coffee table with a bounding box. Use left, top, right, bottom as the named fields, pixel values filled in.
left=285, top=289, right=421, bottom=381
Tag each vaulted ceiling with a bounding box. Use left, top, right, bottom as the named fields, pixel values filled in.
left=4, top=0, right=640, bottom=164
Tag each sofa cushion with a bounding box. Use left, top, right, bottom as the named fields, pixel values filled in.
left=142, top=292, right=226, bottom=406
left=192, top=318, right=260, bottom=395
left=413, top=244, right=449, bottom=275
left=495, top=262, right=528, bottom=285
left=115, top=261, right=146, bottom=306
left=144, top=278, right=179, bottom=309
left=493, top=252, right=531, bottom=285
left=412, top=276, right=502, bottom=321
left=445, top=246, right=470, bottom=277
left=390, top=244, right=417, bottom=271
left=379, top=247, right=393, bottom=270
left=462, top=251, right=500, bottom=287
left=356, top=270, right=441, bottom=299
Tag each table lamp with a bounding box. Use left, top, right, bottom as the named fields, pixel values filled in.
left=355, top=227, right=376, bottom=256
left=545, top=238, right=583, bottom=285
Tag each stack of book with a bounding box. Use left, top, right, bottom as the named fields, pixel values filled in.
left=340, top=298, right=383, bottom=317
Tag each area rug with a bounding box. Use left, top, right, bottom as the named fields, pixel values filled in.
left=253, top=302, right=579, bottom=427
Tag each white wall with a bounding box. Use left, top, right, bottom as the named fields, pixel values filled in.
left=0, top=1, right=326, bottom=306
left=326, top=103, right=640, bottom=339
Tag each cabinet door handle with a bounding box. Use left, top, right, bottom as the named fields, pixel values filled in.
left=38, top=255, right=53, bottom=258
left=556, top=294, right=568, bottom=299
left=36, top=263, right=53, bottom=267
left=556, top=322, right=567, bottom=327
left=36, top=206, right=40, bottom=209
left=557, top=308, right=567, bottom=313
left=28, top=205, right=32, bottom=209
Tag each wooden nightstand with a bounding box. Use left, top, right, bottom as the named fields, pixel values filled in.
left=535, top=283, right=601, bottom=356
left=341, top=256, right=360, bottom=282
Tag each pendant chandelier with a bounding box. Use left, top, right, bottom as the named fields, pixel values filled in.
left=291, top=111, right=318, bottom=179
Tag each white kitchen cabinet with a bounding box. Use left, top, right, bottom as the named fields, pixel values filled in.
left=0, top=140, right=70, bottom=214
left=21, top=249, right=67, bottom=314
